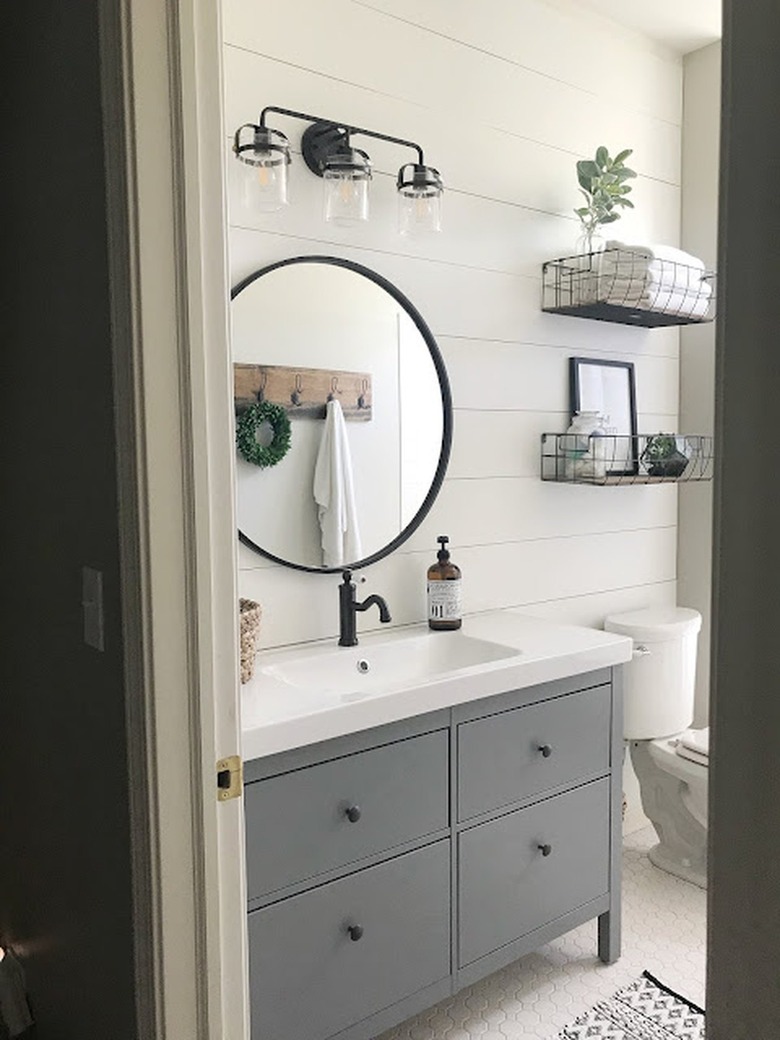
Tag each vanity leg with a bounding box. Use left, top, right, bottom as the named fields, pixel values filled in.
left=599, top=665, right=624, bottom=965
left=598, top=909, right=621, bottom=964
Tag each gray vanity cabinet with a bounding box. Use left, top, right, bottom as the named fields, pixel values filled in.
left=458, top=778, right=610, bottom=969
left=457, top=683, right=612, bottom=820
left=244, top=729, right=449, bottom=901
left=249, top=842, right=451, bottom=1040
left=244, top=668, right=622, bottom=1040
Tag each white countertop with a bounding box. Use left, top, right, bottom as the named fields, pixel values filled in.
left=241, top=610, right=632, bottom=761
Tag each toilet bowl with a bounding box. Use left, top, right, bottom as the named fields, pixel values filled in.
left=604, top=606, right=707, bottom=888
left=630, top=728, right=708, bottom=888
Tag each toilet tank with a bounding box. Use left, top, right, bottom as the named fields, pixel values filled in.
left=604, top=606, right=702, bottom=739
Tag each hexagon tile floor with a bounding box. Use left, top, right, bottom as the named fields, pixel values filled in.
left=377, top=827, right=707, bottom=1040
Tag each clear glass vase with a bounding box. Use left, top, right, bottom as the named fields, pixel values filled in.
left=575, top=227, right=606, bottom=256
left=574, top=227, right=605, bottom=304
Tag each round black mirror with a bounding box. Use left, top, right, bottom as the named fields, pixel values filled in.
left=232, top=256, right=452, bottom=573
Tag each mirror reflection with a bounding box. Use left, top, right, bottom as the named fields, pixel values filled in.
left=232, top=258, right=449, bottom=571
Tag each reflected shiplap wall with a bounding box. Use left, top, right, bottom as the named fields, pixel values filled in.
left=223, top=0, right=684, bottom=650
left=233, top=266, right=406, bottom=568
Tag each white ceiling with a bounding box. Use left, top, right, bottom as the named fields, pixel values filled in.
left=574, top=0, right=721, bottom=54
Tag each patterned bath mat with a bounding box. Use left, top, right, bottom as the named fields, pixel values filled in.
left=556, top=971, right=705, bottom=1038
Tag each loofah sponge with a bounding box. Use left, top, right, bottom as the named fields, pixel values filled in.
left=239, top=598, right=262, bottom=684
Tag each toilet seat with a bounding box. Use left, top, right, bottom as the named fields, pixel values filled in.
left=677, top=727, right=709, bottom=764
left=649, top=733, right=708, bottom=782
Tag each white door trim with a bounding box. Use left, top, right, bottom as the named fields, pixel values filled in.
left=99, top=0, right=247, bottom=1036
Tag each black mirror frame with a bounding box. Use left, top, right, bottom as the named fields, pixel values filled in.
left=232, top=255, right=453, bottom=574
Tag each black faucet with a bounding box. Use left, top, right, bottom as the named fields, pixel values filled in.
left=338, top=571, right=391, bottom=646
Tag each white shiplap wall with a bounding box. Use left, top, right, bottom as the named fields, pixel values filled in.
left=679, top=41, right=720, bottom=727
left=223, top=0, right=683, bottom=651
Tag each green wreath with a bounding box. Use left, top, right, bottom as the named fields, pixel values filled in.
left=236, top=401, right=292, bottom=468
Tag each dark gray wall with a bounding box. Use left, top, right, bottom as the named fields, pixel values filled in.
left=708, top=2, right=780, bottom=1036
left=0, top=4, right=137, bottom=1037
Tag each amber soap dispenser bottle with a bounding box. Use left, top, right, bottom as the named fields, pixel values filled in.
left=427, top=535, right=462, bottom=630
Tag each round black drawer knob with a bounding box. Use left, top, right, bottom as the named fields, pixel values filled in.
left=344, top=805, right=362, bottom=823
left=538, top=744, right=553, bottom=758
left=538, top=843, right=553, bottom=857
left=347, top=924, right=364, bottom=942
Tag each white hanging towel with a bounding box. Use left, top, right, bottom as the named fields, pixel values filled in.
left=313, top=399, right=362, bottom=567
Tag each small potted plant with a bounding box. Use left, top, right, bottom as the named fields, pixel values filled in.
left=641, top=434, right=689, bottom=478
left=574, top=146, right=637, bottom=253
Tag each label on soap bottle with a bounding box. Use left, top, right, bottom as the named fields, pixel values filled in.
left=427, top=579, right=462, bottom=621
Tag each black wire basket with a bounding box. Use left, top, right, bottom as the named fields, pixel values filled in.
left=541, top=433, right=714, bottom=485
left=542, top=249, right=716, bottom=327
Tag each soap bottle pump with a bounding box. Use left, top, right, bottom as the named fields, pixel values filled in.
left=427, top=535, right=462, bottom=631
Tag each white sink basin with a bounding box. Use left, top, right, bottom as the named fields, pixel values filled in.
left=262, top=632, right=522, bottom=698
left=241, top=612, right=634, bottom=760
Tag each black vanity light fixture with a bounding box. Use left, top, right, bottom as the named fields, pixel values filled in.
left=233, top=106, right=444, bottom=235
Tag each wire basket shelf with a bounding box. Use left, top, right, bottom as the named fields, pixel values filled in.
left=542, top=249, right=716, bottom=327
left=541, top=433, right=714, bottom=485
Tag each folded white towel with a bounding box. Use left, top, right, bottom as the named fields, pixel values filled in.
left=603, top=241, right=706, bottom=271
left=602, top=283, right=711, bottom=319
left=602, top=241, right=707, bottom=290
left=603, top=276, right=712, bottom=304
left=313, top=399, right=362, bottom=567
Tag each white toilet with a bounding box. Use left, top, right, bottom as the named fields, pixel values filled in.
left=604, top=606, right=708, bottom=888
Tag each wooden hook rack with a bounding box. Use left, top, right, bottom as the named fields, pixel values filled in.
left=234, top=364, right=373, bottom=421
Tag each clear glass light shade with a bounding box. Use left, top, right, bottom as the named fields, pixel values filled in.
left=398, top=185, right=443, bottom=236
left=238, top=158, right=289, bottom=212
left=397, top=163, right=443, bottom=236
left=322, top=153, right=371, bottom=225
left=235, top=127, right=290, bottom=213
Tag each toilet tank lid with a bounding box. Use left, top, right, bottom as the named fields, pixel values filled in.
left=604, top=606, right=702, bottom=642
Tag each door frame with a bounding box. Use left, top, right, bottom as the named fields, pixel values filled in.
left=99, top=0, right=247, bottom=1036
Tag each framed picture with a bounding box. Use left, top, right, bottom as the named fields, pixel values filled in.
left=569, top=357, right=638, bottom=475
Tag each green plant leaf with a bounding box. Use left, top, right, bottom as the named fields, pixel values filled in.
left=578, top=160, right=601, bottom=180
left=645, top=434, right=676, bottom=458
left=576, top=147, right=636, bottom=229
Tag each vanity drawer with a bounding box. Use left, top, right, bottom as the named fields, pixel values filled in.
left=248, top=841, right=451, bottom=1040
left=245, top=729, right=449, bottom=900
left=458, top=779, right=610, bottom=967
left=457, top=683, right=611, bottom=820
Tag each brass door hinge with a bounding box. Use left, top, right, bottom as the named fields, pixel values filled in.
left=216, top=755, right=243, bottom=801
